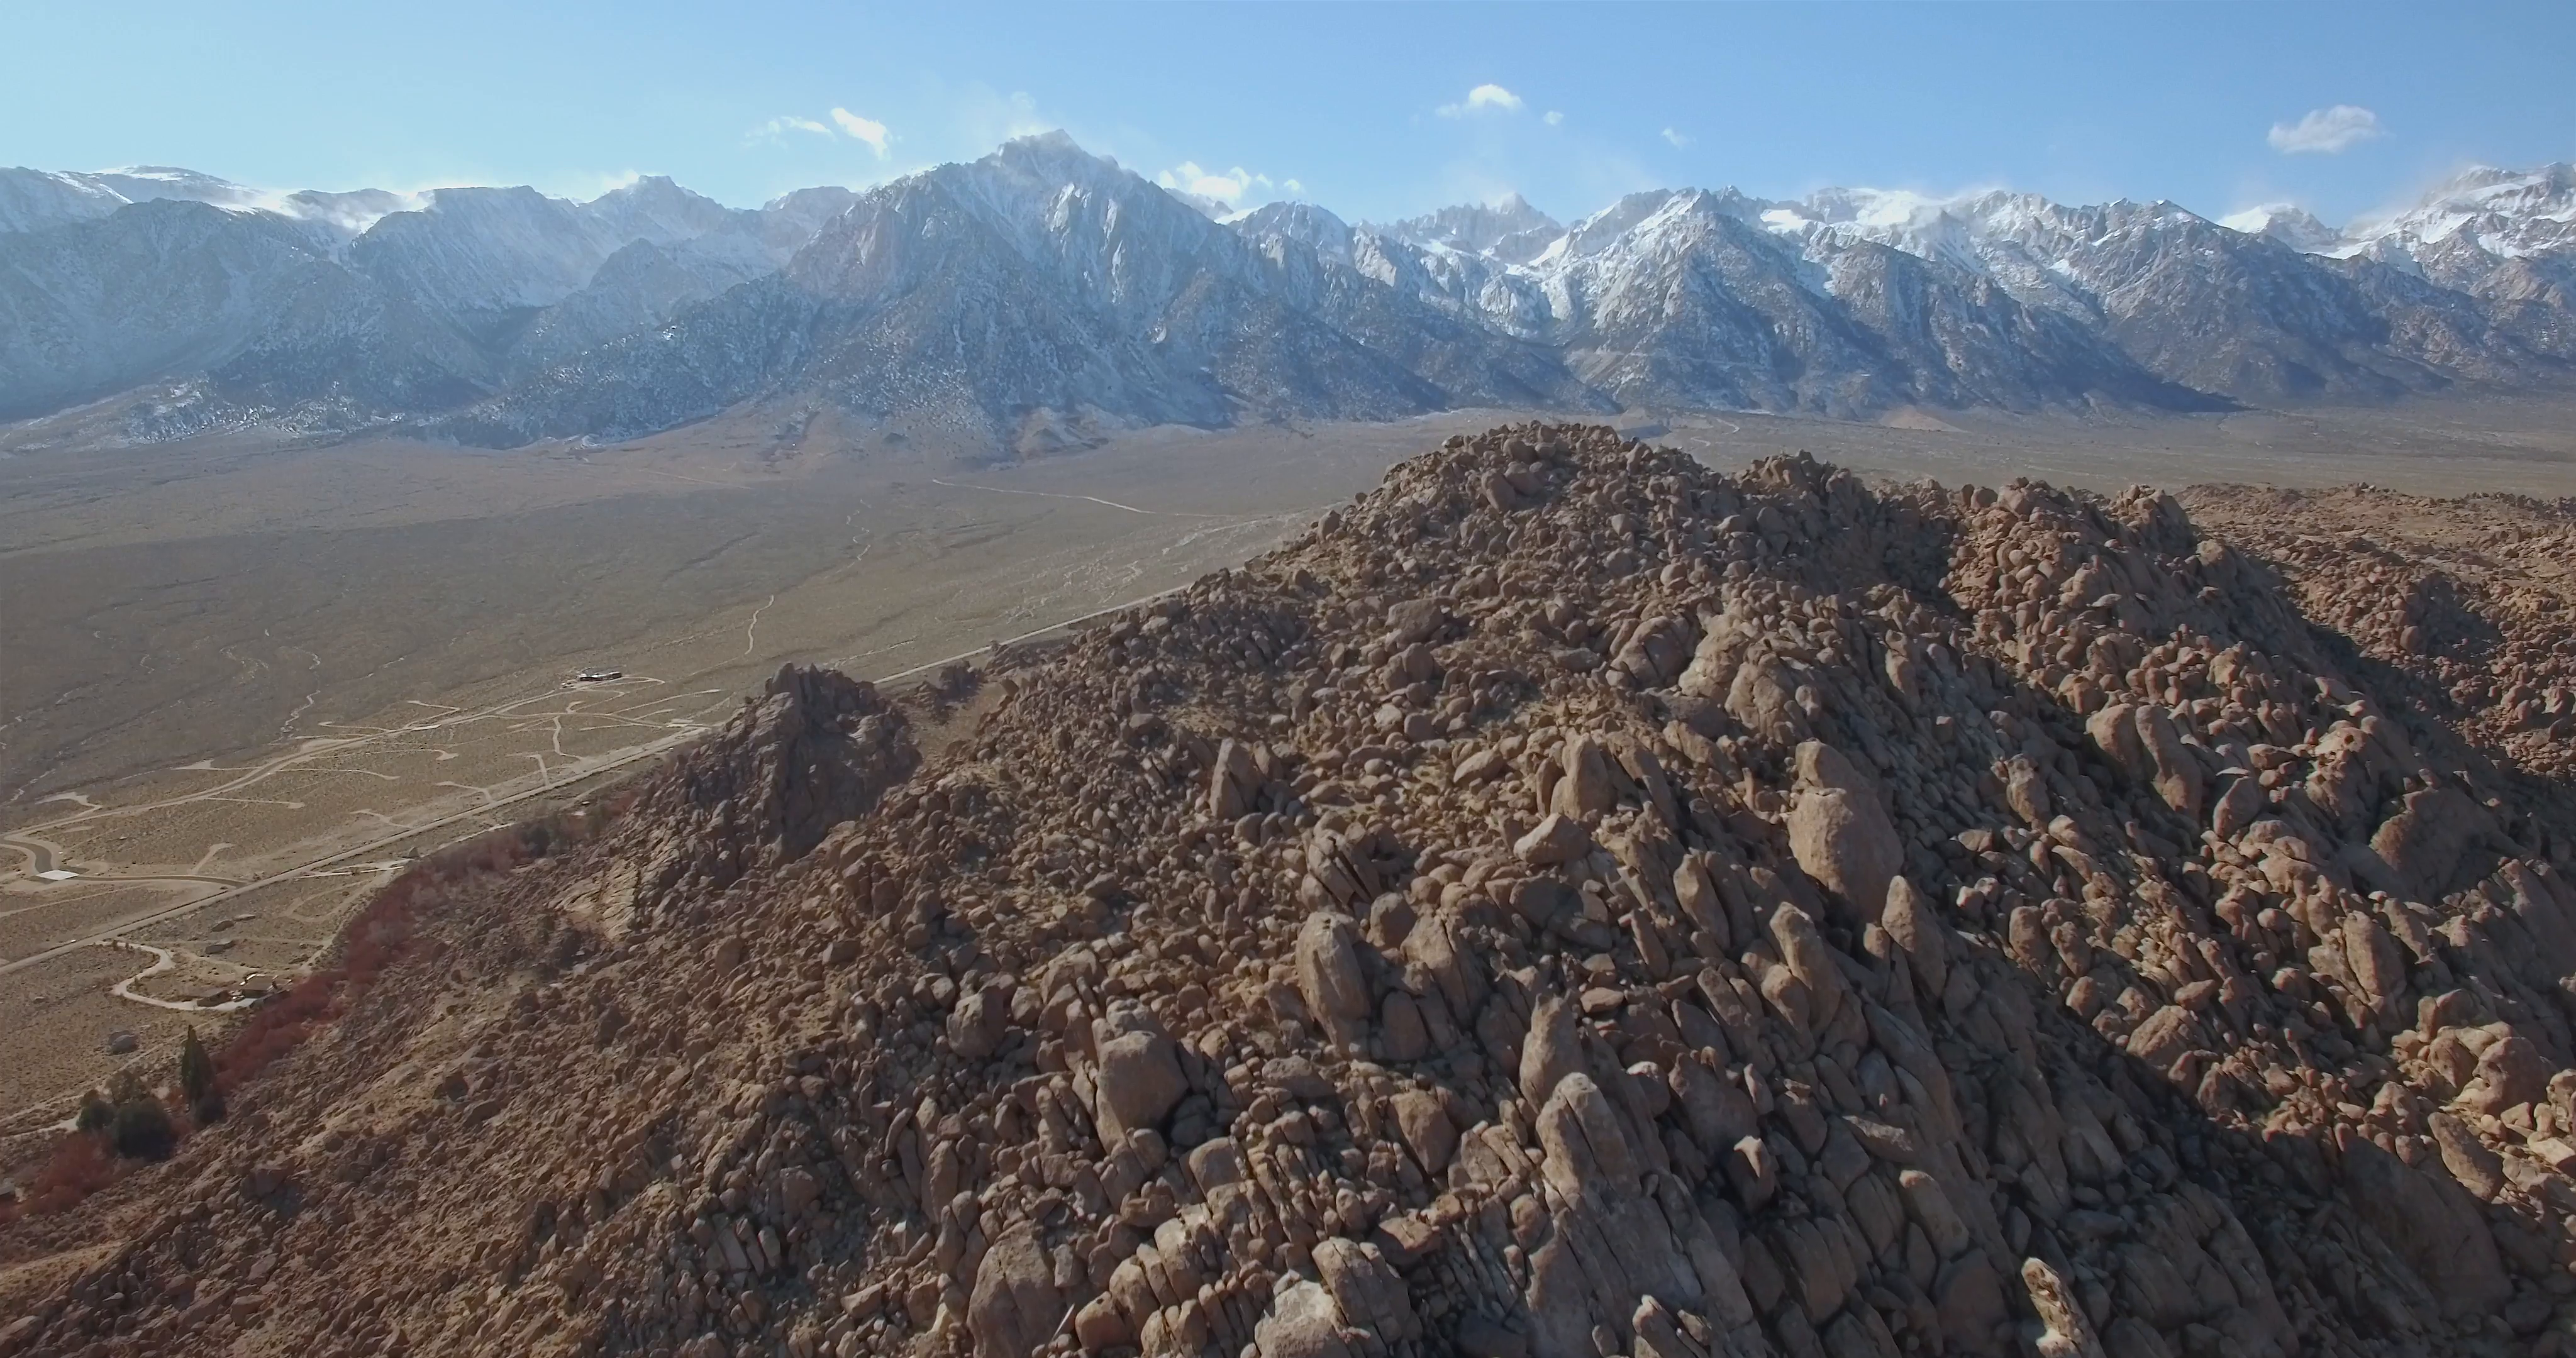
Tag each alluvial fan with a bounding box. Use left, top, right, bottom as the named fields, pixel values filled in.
left=11, top=424, right=2576, bottom=1358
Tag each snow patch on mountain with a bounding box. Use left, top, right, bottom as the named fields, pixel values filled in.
left=2219, top=204, right=2348, bottom=255
left=2343, top=163, right=2576, bottom=260
left=5, top=141, right=2575, bottom=441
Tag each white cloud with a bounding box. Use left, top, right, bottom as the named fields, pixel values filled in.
left=1661, top=127, right=1692, bottom=149
left=1438, top=84, right=1524, bottom=118
left=747, top=109, right=892, bottom=157
left=1543, top=111, right=1564, bottom=127
left=749, top=114, right=832, bottom=143
left=2267, top=105, right=2383, bottom=155
left=830, top=108, right=893, bottom=158
left=1155, top=160, right=1292, bottom=207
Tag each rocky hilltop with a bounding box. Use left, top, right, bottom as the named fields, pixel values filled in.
left=9, top=425, right=2576, bottom=1358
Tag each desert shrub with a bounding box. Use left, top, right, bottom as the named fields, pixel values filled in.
left=95, top=1071, right=173, bottom=1160
left=0, top=1133, right=119, bottom=1223
left=74, top=1091, right=113, bottom=1134
left=211, top=792, right=623, bottom=1092
left=109, top=1096, right=174, bottom=1160
left=214, top=969, right=348, bottom=1091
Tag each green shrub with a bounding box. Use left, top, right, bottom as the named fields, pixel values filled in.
left=109, top=1096, right=174, bottom=1160
left=99, top=1071, right=174, bottom=1159
left=74, top=1092, right=112, bottom=1135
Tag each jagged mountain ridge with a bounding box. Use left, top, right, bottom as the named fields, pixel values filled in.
left=433, top=136, right=1597, bottom=448
left=0, top=168, right=853, bottom=423
left=3, top=145, right=2572, bottom=442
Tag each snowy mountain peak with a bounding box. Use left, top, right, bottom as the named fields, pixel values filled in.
left=1232, top=201, right=1355, bottom=263
left=2348, top=162, right=2576, bottom=260
left=1789, top=185, right=1983, bottom=229
left=4, top=142, right=2574, bottom=444
left=1562, top=189, right=1700, bottom=251
left=0, top=167, right=129, bottom=234
left=584, top=174, right=739, bottom=243
left=1377, top=193, right=1564, bottom=262
left=2219, top=203, right=2346, bottom=255
left=2409, top=162, right=2576, bottom=222
left=988, top=130, right=1117, bottom=184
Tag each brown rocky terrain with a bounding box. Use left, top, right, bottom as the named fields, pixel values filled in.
left=8, top=422, right=2576, bottom=1358
left=2180, top=484, right=2576, bottom=782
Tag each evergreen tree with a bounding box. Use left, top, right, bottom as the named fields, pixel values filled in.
left=178, top=1026, right=221, bottom=1123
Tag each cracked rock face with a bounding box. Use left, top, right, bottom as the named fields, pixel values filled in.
left=14, top=423, right=2576, bottom=1358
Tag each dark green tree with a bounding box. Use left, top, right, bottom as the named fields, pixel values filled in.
left=179, top=1025, right=223, bottom=1125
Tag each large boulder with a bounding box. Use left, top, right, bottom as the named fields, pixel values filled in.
left=2087, top=702, right=2146, bottom=779
left=2334, top=1127, right=2509, bottom=1317
left=1386, top=598, right=1447, bottom=647
left=1254, top=1280, right=1354, bottom=1358
left=2209, top=775, right=2265, bottom=839
left=1881, top=875, right=1948, bottom=999
left=1391, top=1088, right=1458, bottom=1172
left=1313, top=1238, right=1419, bottom=1341
left=1613, top=614, right=1697, bottom=688
left=2124, top=1005, right=2206, bottom=1076
left=1533, top=1072, right=1638, bottom=1197
left=1094, top=1010, right=1187, bottom=1140
left=2372, top=786, right=2497, bottom=901
left=1787, top=787, right=1901, bottom=924
left=947, top=983, right=1009, bottom=1061
left=1514, top=814, right=1592, bottom=866
left=967, top=1224, right=1064, bottom=1358
left=2132, top=706, right=2204, bottom=822
left=1295, top=911, right=1374, bottom=1046
left=1519, top=991, right=1585, bottom=1109
left=2464, top=1032, right=2552, bottom=1113
left=2023, top=1257, right=2107, bottom=1358
left=1550, top=735, right=1618, bottom=818
left=1769, top=903, right=1852, bottom=1032
left=1725, top=655, right=1812, bottom=746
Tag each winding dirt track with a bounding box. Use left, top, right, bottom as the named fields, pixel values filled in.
left=0, top=590, right=1194, bottom=981
left=0, top=725, right=701, bottom=979
left=105, top=942, right=259, bottom=1013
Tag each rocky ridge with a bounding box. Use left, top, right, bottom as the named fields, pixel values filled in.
left=9, top=425, right=2576, bottom=1358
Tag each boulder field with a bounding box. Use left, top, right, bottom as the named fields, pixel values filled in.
left=9, top=424, right=2576, bottom=1358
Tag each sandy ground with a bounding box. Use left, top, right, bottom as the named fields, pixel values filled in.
left=1648, top=395, right=2576, bottom=496
left=0, top=946, right=192, bottom=1118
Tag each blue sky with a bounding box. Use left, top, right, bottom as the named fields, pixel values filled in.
left=6, top=1, right=2568, bottom=226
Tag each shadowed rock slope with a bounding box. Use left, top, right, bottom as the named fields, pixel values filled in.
left=12, top=425, right=2576, bottom=1358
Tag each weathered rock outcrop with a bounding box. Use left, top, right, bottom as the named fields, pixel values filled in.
left=13, top=425, right=2576, bottom=1358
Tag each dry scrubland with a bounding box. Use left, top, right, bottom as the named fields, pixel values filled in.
left=6, top=415, right=2576, bottom=1358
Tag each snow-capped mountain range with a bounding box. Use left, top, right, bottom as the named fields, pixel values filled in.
left=3, top=136, right=2570, bottom=447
